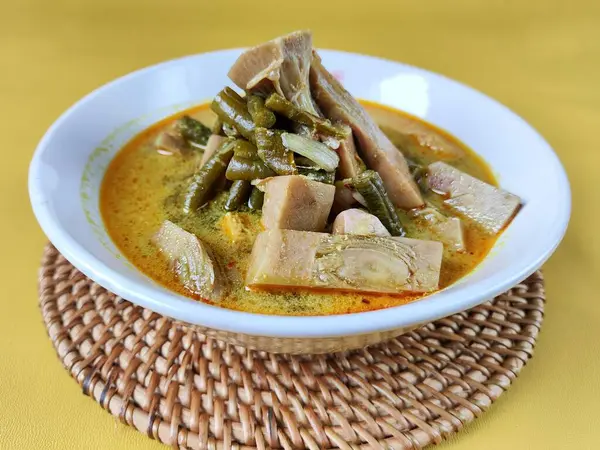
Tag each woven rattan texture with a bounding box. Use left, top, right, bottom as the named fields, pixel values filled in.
left=39, top=244, right=545, bottom=450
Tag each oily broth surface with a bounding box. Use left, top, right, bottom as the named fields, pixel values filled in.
left=100, top=102, right=497, bottom=316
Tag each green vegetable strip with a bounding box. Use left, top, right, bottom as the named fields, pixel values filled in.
left=226, top=155, right=276, bottom=181
left=222, top=122, right=240, bottom=138
left=351, top=170, right=405, bottom=236
left=177, top=116, right=212, bottom=146
left=298, top=168, right=336, bottom=184
left=233, top=139, right=259, bottom=159
left=247, top=95, right=277, bottom=128
left=247, top=187, right=265, bottom=210
left=281, top=132, right=339, bottom=172
left=264, top=93, right=348, bottom=139
left=224, top=86, right=245, bottom=103
left=211, top=89, right=255, bottom=142
left=255, top=128, right=297, bottom=175
left=182, top=139, right=235, bottom=214
left=224, top=180, right=252, bottom=211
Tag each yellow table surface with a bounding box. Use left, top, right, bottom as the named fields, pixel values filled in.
left=1, top=0, right=598, bottom=448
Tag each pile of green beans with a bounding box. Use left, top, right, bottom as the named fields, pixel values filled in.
left=264, top=93, right=348, bottom=139
left=180, top=86, right=359, bottom=215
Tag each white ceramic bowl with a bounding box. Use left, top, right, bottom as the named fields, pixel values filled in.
left=29, top=49, right=570, bottom=354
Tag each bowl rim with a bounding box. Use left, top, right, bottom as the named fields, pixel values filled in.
left=29, top=48, right=571, bottom=338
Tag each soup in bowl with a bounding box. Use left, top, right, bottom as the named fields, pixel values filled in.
left=29, top=31, right=570, bottom=353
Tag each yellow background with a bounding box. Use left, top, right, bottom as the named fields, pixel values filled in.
left=1, top=0, right=598, bottom=448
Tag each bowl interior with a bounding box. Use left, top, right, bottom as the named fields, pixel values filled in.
left=29, top=49, right=570, bottom=338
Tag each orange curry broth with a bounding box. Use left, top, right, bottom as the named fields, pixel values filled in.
left=100, top=102, right=498, bottom=316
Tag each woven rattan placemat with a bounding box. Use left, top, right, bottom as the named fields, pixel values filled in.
left=39, top=244, right=545, bottom=449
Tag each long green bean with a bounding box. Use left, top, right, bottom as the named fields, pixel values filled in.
left=350, top=170, right=405, bottom=236
left=247, top=95, right=276, bottom=128
left=254, top=128, right=297, bottom=175
left=182, top=139, right=235, bottom=214
left=226, top=155, right=275, bottom=181
left=247, top=187, right=265, bottom=210
left=177, top=116, right=211, bottom=146
left=224, top=86, right=245, bottom=103
left=233, top=139, right=259, bottom=159
left=298, top=168, right=335, bottom=184
left=264, top=93, right=348, bottom=139
left=224, top=180, right=252, bottom=211
left=211, top=88, right=255, bottom=142
left=222, top=122, right=240, bottom=138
